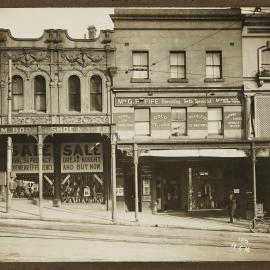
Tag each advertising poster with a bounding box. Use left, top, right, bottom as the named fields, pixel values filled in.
left=61, top=143, right=103, bottom=173
left=12, top=143, right=54, bottom=173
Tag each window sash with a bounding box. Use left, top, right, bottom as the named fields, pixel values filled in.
left=171, top=121, right=186, bottom=135
left=12, top=76, right=23, bottom=95
left=132, top=52, right=149, bottom=79
left=69, top=76, right=81, bottom=111
left=12, top=95, right=24, bottom=112
left=35, top=94, right=46, bottom=112
left=208, top=108, right=222, bottom=121
left=206, top=52, right=221, bottom=78
left=208, top=121, right=222, bottom=135
left=134, top=108, right=150, bottom=135
left=170, top=52, right=186, bottom=79
left=90, top=93, right=102, bottom=111
left=208, top=108, right=223, bottom=134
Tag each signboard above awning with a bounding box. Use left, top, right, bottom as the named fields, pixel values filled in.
left=140, top=149, right=247, bottom=158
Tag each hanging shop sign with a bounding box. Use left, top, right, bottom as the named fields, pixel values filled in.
left=12, top=143, right=54, bottom=173
left=61, top=143, right=103, bottom=173
left=115, top=97, right=242, bottom=107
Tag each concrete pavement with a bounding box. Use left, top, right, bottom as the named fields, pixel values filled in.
left=0, top=198, right=265, bottom=233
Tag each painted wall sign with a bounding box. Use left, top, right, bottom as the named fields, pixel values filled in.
left=61, top=143, right=103, bottom=173
left=113, top=113, right=134, bottom=130
left=187, top=112, right=208, bottom=130
left=0, top=126, right=37, bottom=135
left=41, top=126, right=110, bottom=134
left=224, top=112, right=243, bottom=129
left=151, top=112, right=171, bottom=130
left=115, top=97, right=241, bottom=107
left=12, top=143, right=54, bottom=173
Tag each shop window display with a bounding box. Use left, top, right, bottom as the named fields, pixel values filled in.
left=61, top=173, right=104, bottom=204
left=191, top=167, right=225, bottom=210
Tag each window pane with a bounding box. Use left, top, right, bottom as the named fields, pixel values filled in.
left=140, top=53, right=148, bottom=66
left=262, top=50, right=270, bottom=65
left=212, top=53, right=221, bottom=65
left=34, top=76, right=46, bottom=95
left=213, top=66, right=221, bottom=78
left=90, top=94, right=102, bottom=111
left=13, top=96, right=23, bottom=111
left=69, top=76, right=81, bottom=111
left=208, top=108, right=222, bottom=121
left=12, top=75, right=23, bottom=95
left=135, top=109, right=149, bottom=121
left=172, top=108, right=186, bottom=121
left=133, top=53, right=141, bottom=65
left=170, top=66, right=185, bottom=78
left=206, top=53, right=214, bottom=65
left=35, top=95, right=46, bottom=112
left=135, top=122, right=150, bottom=135
left=170, top=53, right=178, bottom=65
left=171, top=121, right=186, bottom=135
left=206, top=66, right=214, bottom=78
left=208, top=121, right=222, bottom=134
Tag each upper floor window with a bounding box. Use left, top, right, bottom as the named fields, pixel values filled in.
left=171, top=108, right=187, bottom=136
left=134, top=108, right=150, bottom=136
left=68, top=75, right=81, bottom=112
left=34, top=75, right=46, bottom=112
left=261, top=49, right=270, bottom=75
left=208, top=107, right=223, bottom=135
left=90, top=75, right=102, bottom=112
left=206, top=51, right=222, bottom=79
left=132, top=51, right=149, bottom=79
left=12, top=75, right=24, bottom=112
left=170, top=52, right=186, bottom=79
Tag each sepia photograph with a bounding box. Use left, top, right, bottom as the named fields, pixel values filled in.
left=0, top=1, right=269, bottom=269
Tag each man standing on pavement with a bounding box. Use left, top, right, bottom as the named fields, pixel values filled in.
left=228, top=191, right=237, bottom=223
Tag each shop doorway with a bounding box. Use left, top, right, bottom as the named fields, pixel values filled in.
left=156, top=162, right=182, bottom=212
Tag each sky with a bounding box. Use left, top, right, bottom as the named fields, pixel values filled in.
left=0, top=8, right=114, bottom=38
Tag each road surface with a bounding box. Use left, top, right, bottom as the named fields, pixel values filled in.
left=0, top=222, right=269, bottom=261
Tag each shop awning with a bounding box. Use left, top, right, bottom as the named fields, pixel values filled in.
left=140, top=149, right=247, bottom=158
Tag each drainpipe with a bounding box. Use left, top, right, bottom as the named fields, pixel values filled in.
left=134, top=144, right=139, bottom=222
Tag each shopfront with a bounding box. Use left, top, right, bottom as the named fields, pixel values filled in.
left=0, top=125, right=114, bottom=210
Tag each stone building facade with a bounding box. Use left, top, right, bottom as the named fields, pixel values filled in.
left=111, top=8, right=255, bottom=218
left=0, top=27, right=117, bottom=210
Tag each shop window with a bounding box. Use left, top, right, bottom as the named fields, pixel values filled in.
left=170, top=52, right=186, bottom=79
left=208, top=107, right=223, bottom=135
left=134, top=108, right=150, bottom=136
left=68, top=75, right=81, bottom=112
left=12, top=75, right=24, bottom=112
left=171, top=108, right=187, bottom=136
left=205, top=51, right=222, bottom=79
left=90, top=75, right=102, bottom=112
left=132, top=51, right=149, bottom=79
left=34, top=75, right=46, bottom=112
left=261, top=49, right=270, bottom=76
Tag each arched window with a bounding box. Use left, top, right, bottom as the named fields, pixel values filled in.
left=90, top=75, right=102, bottom=112
left=12, top=75, right=24, bottom=112
left=34, top=75, right=46, bottom=112
left=68, top=75, right=81, bottom=112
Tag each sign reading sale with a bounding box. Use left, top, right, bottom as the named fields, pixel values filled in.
left=61, top=143, right=103, bottom=173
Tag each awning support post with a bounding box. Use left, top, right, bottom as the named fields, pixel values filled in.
left=251, top=142, right=257, bottom=221
left=38, top=134, right=43, bottom=219
left=134, top=144, right=139, bottom=222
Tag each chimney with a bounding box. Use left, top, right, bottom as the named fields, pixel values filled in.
left=87, top=25, right=96, bottom=39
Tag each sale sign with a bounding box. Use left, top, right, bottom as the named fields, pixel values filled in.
left=61, top=143, right=103, bottom=173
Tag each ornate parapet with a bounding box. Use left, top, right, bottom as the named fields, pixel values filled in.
left=1, top=115, right=52, bottom=125
left=59, top=115, right=110, bottom=125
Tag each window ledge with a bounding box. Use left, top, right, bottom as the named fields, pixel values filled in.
left=169, top=135, right=188, bottom=139
left=168, top=78, right=189, bottom=83
left=130, top=78, right=151, bottom=83
left=258, top=76, right=270, bottom=80
left=204, top=78, right=224, bottom=83
left=207, top=135, right=224, bottom=139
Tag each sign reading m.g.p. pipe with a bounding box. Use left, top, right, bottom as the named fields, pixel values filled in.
left=115, top=97, right=241, bottom=107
